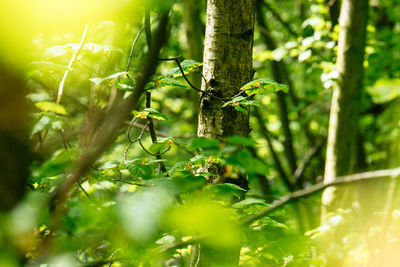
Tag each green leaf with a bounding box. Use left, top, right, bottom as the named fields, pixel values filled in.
left=132, top=110, right=149, bottom=119
left=125, top=163, right=153, bottom=179
left=143, top=108, right=160, bottom=114
left=226, top=149, right=269, bottom=175
left=99, top=160, right=120, bottom=170
left=149, top=142, right=170, bottom=154
left=26, top=92, right=51, bottom=102
left=167, top=59, right=203, bottom=77
left=148, top=113, right=168, bottom=121
left=227, top=136, right=257, bottom=146
left=145, top=75, right=188, bottom=90
left=366, top=78, right=400, bottom=104
left=207, top=183, right=247, bottom=199
left=235, top=106, right=248, bottom=114
left=223, top=96, right=247, bottom=107
left=240, top=78, right=289, bottom=96
left=115, top=77, right=136, bottom=91
left=189, top=137, right=220, bottom=150
left=89, top=72, right=128, bottom=86
left=139, top=108, right=168, bottom=120
left=35, top=101, right=67, bottom=115
left=171, top=175, right=207, bottom=193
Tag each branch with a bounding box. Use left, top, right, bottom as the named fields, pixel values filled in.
left=125, top=25, right=145, bottom=72
left=57, top=24, right=89, bottom=104
left=253, top=106, right=293, bottom=191
left=240, top=167, right=400, bottom=226
left=293, top=139, right=325, bottom=188
left=158, top=56, right=224, bottom=101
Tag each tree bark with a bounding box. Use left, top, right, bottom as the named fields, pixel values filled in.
left=197, top=0, right=255, bottom=177
left=322, top=0, right=369, bottom=215
left=193, top=0, right=256, bottom=265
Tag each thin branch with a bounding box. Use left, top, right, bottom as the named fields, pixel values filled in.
left=253, top=107, right=293, bottom=191
left=57, top=24, right=89, bottom=104
left=158, top=56, right=224, bottom=101
left=293, top=139, right=325, bottom=188
left=123, top=119, right=147, bottom=162
left=240, top=167, right=400, bottom=226
left=126, top=26, right=145, bottom=72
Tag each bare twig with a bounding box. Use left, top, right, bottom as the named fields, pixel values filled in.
left=253, top=107, right=293, bottom=191
left=158, top=56, right=224, bottom=101
left=126, top=26, right=145, bottom=72
left=293, top=140, right=325, bottom=188
left=123, top=119, right=148, bottom=162
left=57, top=24, right=89, bottom=104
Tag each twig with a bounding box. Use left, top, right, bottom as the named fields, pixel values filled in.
left=253, top=107, right=293, bottom=191
left=293, top=139, right=325, bottom=188
left=158, top=56, right=224, bottom=101
left=126, top=26, right=145, bottom=72
left=123, top=119, right=147, bottom=162
left=57, top=24, right=89, bottom=104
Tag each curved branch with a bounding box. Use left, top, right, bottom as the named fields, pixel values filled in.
left=240, top=167, right=400, bottom=226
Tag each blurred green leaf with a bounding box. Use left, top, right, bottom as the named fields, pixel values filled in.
left=367, top=78, right=400, bottom=104
left=227, top=136, right=257, bottom=146
left=89, top=71, right=128, bottom=86
left=35, top=101, right=67, bottom=115
left=241, top=78, right=289, bottom=96
left=167, top=59, right=203, bottom=77
left=189, top=137, right=220, bottom=150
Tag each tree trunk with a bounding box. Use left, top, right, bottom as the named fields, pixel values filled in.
left=322, top=0, right=369, bottom=215
left=192, top=0, right=256, bottom=265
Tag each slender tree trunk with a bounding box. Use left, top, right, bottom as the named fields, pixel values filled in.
left=192, top=0, right=256, bottom=265
left=197, top=0, right=255, bottom=178
left=322, top=0, right=369, bottom=215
